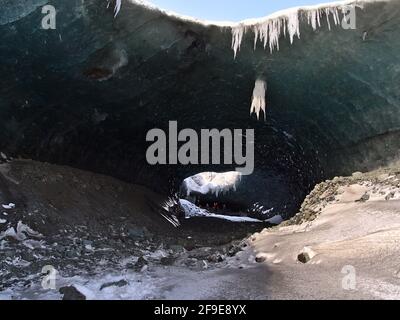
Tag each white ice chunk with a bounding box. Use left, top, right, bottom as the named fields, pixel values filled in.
left=2, top=203, right=15, bottom=209
left=250, top=79, right=267, bottom=121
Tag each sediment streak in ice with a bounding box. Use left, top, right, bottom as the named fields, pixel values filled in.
left=250, top=79, right=267, bottom=121
left=231, top=2, right=363, bottom=57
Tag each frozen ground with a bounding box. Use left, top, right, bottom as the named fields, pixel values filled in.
left=1, top=158, right=400, bottom=299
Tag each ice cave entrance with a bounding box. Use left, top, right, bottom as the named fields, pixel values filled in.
left=147, top=0, right=338, bottom=22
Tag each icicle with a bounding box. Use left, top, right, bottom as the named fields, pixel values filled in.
left=231, top=2, right=362, bottom=57
left=253, top=28, right=259, bottom=50
left=286, top=10, right=300, bottom=44
left=107, top=0, right=122, bottom=18
left=250, top=78, right=267, bottom=121
left=325, top=8, right=332, bottom=30
left=232, top=25, right=245, bottom=58
left=114, top=0, right=122, bottom=17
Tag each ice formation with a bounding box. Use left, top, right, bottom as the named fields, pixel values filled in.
left=107, top=0, right=122, bottom=17
left=124, top=1, right=377, bottom=57
left=250, top=79, right=267, bottom=121
left=182, top=171, right=242, bottom=198
left=0, top=221, right=43, bottom=241
left=231, top=1, right=365, bottom=57
left=2, top=203, right=15, bottom=209
left=160, top=196, right=181, bottom=227
left=248, top=202, right=274, bottom=216
left=179, top=199, right=263, bottom=223
left=178, top=199, right=283, bottom=224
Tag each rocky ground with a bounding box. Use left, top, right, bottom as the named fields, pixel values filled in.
left=1, top=157, right=400, bottom=299
left=0, top=158, right=263, bottom=299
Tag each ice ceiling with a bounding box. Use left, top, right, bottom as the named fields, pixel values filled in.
left=0, top=0, right=399, bottom=217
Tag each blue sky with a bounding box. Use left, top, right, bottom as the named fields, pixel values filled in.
left=148, top=0, right=337, bottom=21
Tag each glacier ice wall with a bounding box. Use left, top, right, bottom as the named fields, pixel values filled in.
left=0, top=0, right=399, bottom=217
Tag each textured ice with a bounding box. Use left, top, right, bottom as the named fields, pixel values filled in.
left=179, top=199, right=263, bottom=223
left=0, top=221, right=42, bottom=241
left=127, top=1, right=388, bottom=57
left=0, top=0, right=47, bottom=26
left=0, top=271, right=156, bottom=300
left=231, top=1, right=365, bottom=56
left=182, top=171, right=242, bottom=198
left=250, top=79, right=267, bottom=121
left=2, top=203, right=15, bottom=209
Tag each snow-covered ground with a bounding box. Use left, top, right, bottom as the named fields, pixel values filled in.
left=0, top=271, right=157, bottom=300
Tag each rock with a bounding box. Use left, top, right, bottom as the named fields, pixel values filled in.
left=3, top=250, right=15, bottom=258
left=82, top=240, right=93, bottom=246
left=126, top=262, right=135, bottom=269
left=227, top=243, right=243, bottom=257
left=65, top=249, right=78, bottom=258
left=169, top=244, right=185, bottom=253
left=84, top=244, right=94, bottom=252
left=134, top=256, right=148, bottom=271
left=352, top=172, right=363, bottom=179
left=297, top=252, right=310, bottom=263
left=20, top=251, right=35, bottom=262
left=297, top=247, right=317, bottom=264
left=255, top=253, right=267, bottom=263
left=185, top=257, right=198, bottom=267
left=356, top=193, right=370, bottom=202
left=59, top=286, right=86, bottom=300
left=378, top=174, right=389, bottom=182
left=160, top=256, right=176, bottom=266
left=207, top=253, right=224, bottom=263
left=128, top=227, right=146, bottom=239
left=100, top=279, right=128, bottom=291
left=385, top=192, right=395, bottom=201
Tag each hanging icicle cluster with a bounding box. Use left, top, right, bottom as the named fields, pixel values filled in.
left=250, top=78, right=267, bottom=121
left=232, top=3, right=362, bottom=57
